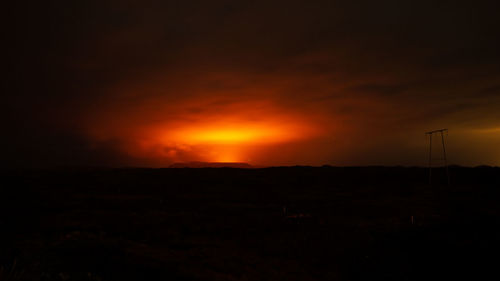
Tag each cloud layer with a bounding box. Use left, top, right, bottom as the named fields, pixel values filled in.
left=4, top=0, right=500, bottom=167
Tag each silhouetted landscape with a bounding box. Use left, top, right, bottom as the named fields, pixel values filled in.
left=4, top=0, right=500, bottom=279
left=1, top=166, right=499, bottom=280
left=169, top=162, right=254, bottom=168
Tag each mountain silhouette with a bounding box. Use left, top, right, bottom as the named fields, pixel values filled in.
left=169, top=162, right=253, bottom=168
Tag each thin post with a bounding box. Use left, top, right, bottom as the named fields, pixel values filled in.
left=428, top=133, right=432, bottom=185
left=440, top=131, right=450, bottom=186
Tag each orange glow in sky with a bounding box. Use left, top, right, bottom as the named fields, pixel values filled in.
left=151, top=117, right=320, bottom=163
left=84, top=92, right=328, bottom=165
left=174, top=127, right=279, bottom=144
left=152, top=119, right=318, bottom=163
left=164, top=122, right=305, bottom=145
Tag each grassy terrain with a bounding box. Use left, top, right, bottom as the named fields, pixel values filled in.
left=1, top=166, right=499, bottom=280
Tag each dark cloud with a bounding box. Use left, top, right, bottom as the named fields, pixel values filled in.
left=3, top=0, right=500, bottom=167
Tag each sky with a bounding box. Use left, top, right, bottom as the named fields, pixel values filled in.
left=3, top=0, right=500, bottom=167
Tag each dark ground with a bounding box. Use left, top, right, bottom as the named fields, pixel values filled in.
left=1, top=166, right=499, bottom=281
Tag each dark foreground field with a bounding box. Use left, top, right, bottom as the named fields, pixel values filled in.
left=1, top=166, right=499, bottom=281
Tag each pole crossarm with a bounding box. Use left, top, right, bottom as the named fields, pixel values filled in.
left=426, top=128, right=448, bottom=135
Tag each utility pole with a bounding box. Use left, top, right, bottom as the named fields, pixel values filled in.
left=426, top=129, right=450, bottom=186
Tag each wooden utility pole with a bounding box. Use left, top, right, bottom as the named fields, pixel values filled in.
left=426, top=129, right=450, bottom=186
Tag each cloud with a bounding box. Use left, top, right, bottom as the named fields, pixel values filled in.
left=3, top=0, right=500, bottom=167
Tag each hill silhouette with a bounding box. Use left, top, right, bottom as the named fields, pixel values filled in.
left=169, top=161, right=253, bottom=168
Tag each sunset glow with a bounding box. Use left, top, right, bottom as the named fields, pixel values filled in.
left=157, top=114, right=322, bottom=163
left=174, top=128, right=280, bottom=144
left=153, top=119, right=318, bottom=163
left=165, top=122, right=309, bottom=145
left=5, top=0, right=500, bottom=168
left=84, top=93, right=327, bottom=165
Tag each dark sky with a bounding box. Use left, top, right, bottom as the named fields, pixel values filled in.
left=3, top=0, right=500, bottom=167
